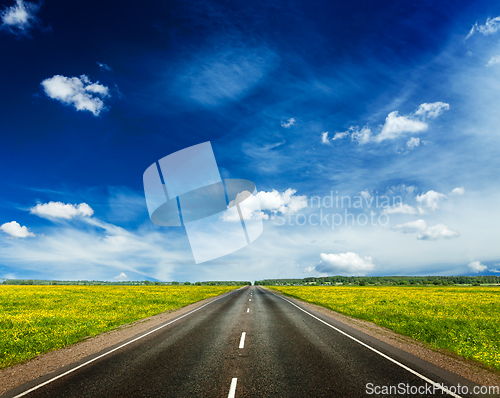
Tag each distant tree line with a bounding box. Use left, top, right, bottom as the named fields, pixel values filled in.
left=255, top=275, right=500, bottom=286
left=1, top=279, right=251, bottom=286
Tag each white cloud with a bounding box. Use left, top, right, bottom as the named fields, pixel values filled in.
left=413, top=102, right=450, bottom=119
left=0, top=216, right=187, bottom=281
left=1, top=0, right=40, bottom=35
left=467, top=16, right=500, bottom=39
left=374, top=111, right=428, bottom=142
left=450, top=187, right=465, bottom=196
left=97, top=62, right=112, bottom=71
left=360, top=190, right=371, bottom=199
left=113, top=272, right=128, bottom=281
left=321, top=132, right=329, bottom=144
left=407, top=137, right=420, bottom=149
left=0, top=221, right=35, bottom=238
left=468, top=261, right=487, bottom=273
left=223, top=188, right=308, bottom=222
left=30, top=202, right=94, bottom=220
left=417, top=224, right=460, bottom=240
left=257, top=188, right=308, bottom=216
left=382, top=203, right=418, bottom=215
left=416, top=190, right=447, bottom=212
left=281, top=118, right=296, bottom=128
left=41, top=75, right=110, bottom=116
left=316, top=252, right=375, bottom=276
left=332, top=131, right=349, bottom=140
left=179, top=47, right=276, bottom=106
left=223, top=191, right=268, bottom=222
left=351, top=127, right=372, bottom=145
left=393, top=219, right=427, bottom=233
left=486, top=56, right=500, bottom=67
left=351, top=102, right=449, bottom=144
left=321, top=130, right=349, bottom=144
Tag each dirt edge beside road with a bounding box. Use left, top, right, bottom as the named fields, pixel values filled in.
left=265, top=287, right=500, bottom=388
left=0, top=288, right=241, bottom=396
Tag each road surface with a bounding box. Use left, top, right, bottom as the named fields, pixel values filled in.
left=3, top=286, right=494, bottom=398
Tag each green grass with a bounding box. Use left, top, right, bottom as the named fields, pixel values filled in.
left=269, top=286, right=500, bottom=371
left=0, top=285, right=238, bottom=369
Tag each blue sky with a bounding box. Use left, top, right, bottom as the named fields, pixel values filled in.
left=1, top=0, right=500, bottom=282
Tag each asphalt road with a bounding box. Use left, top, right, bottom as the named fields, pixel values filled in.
left=3, top=286, right=495, bottom=398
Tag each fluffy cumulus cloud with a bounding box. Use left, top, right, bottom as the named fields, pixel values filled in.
left=417, top=224, right=460, bottom=240
left=451, top=187, right=465, bottom=196
left=321, top=132, right=329, bottom=144
left=1, top=0, right=40, bottom=35
left=375, top=111, right=428, bottom=142
left=316, top=252, right=375, bottom=276
left=416, top=190, right=447, bottom=212
left=41, top=75, right=110, bottom=116
left=413, top=102, right=450, bottom=119
left=467, top=16, right=500, bottom=39
left=382, top=203, right=418, bottom=215
left=407, top=137, right=420, bottom=149
left=113, top=272, right=128, bottom=281
left=281, top=118, right=296, bottom=128
left=0, top=221, right=35, bottom=238
left=392, top=219, right=427, bottom=233
left=350, top=102, right=449, bottom=144
left=30, top=202, right=94, bottom=220
left=223, top=188, right=308, bottom=222
left=351, top=127, right=372, bottom=144
left=257, top=188, right=307, bottom=217
left=468, top=261, right=487, bottom=273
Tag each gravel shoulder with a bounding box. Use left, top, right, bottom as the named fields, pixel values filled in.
left=0, top=291, right=237, bottom=396
left=267, top=288, right=500, bottom=388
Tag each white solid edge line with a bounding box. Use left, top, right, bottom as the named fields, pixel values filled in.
left=268, top=290, right=463, bottom=398
left=12, top=292, right=231, bottom=398
left=228, top=378, right=238, bottom=398
left=247, top=308, right=250, bottom=313
left=239, top=332, right=246, bottom=349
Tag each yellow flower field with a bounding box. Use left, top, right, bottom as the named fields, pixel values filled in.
left=0, top=285, right=237, bottom=369
left=269, top=286, right=500, bottom=371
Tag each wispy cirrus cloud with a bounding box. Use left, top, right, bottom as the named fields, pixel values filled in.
left=281, top=118, right=296, bottom=128
left=486, top=56, right=500, bottom=67
left=177, top=46, right=277, bottom=107
left=466, top=16, right=500, bottom=39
